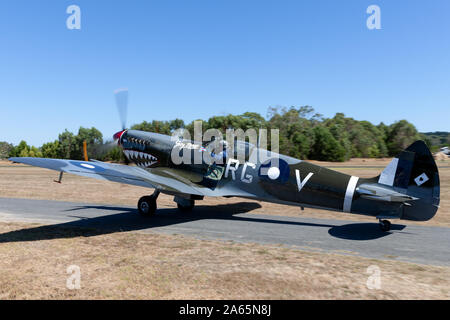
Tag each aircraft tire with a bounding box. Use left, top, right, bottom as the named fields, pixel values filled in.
left=379, top=219, right=391, bottom=232
left=138, top=196, right=157, bottom=217
left=177, top=201, right=195, bottom=212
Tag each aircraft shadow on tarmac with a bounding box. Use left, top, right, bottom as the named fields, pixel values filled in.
left=0, top=202, right=406, bottom=243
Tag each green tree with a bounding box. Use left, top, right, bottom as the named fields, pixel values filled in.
left=41, top=141, right=61, bottom=158
left=324, top=114, right=388, bottom=159
left=169, top=119, right=185, bottom=131
left=9, top=141, right=42, bottom=158
left=58, top=130, right=76, bottom=159
left=310, top=126, right=346, bottom=162
left=323, top=113, right=353, bottom=159
left=385, top=120, right=421, bottom=155
left=267, top=106, right=322, bottom=157
left=76, top=127, right=103, bottom=159
left=102, top=145, right=125, bottom=162
left=9, top=141, right=30, bottom=157
left=0, top=142, right=13, bottom=159
left=27, top=107, right=430, bottom=163
left=56, top=127, right=103, bottom=160
left=28, top=146, right=43, bottom=157
left=131, top=120, right=171, bottom=134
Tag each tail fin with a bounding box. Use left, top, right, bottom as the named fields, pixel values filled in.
left=377, top=141, right=440, bottom=221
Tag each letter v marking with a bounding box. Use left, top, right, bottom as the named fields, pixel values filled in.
left=296, top=170, right=314, bottom=192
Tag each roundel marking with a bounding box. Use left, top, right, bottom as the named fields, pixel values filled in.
left=70, top=161, right=106, bottom=172
left=267, top=167, right=280, bottom=180
left=258, top=158, right=290, bottom=183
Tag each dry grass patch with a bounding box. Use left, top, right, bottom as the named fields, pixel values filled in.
left=0, top=221, right=448, bottom=299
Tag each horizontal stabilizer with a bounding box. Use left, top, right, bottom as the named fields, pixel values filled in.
left=356, top=183, right=418, bottom=203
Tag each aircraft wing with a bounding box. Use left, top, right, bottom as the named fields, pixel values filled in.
left=9, top=157, right=204, bottom=196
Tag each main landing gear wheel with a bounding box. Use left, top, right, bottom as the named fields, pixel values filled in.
left=379, top=219, right=391, bottom=232
left=138, top=190, right=160, bottom=217
left=177, top=200, right=195, bottom=212
left=138, top=196, right=156, bottom=217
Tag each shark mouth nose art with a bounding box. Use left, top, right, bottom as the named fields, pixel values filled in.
left=123, top=150, right=158, bottom=168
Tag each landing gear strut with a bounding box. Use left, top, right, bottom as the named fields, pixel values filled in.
left=138, top=190, right=160, bottom=217
left=379, top=219, right=391, bottom=232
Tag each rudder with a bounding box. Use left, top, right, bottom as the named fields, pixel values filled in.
left=377, top=141, right=440, bottom=221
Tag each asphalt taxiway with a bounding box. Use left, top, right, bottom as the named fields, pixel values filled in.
left=0, top=197, right=449, bottom=266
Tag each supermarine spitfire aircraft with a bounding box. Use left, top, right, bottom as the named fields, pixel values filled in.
left=10, top=90, right=440, bottom=232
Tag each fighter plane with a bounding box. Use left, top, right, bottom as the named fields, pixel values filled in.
left=9, top=91, right=440, bottom=232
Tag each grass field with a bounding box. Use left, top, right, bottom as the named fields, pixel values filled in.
left=0, top=221, right=449, bottom=299
left=0, top=159, right=449, bottom=299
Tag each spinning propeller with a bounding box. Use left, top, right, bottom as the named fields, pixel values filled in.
left=115, top=88, right=128, bottom=131
left=112, top=88, right=130, bottom=164
left=113, top=88, right=129, bottom=142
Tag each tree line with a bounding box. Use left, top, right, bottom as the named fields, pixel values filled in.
left=0, top=106, right=443, bottom=162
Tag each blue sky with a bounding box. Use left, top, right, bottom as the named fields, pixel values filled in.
left=0, top=0, right=449, bottom=146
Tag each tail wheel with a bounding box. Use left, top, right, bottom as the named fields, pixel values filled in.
left=379, top=219, right=391, bottom=232
left=138, top=196, right=157, bottom=217
left=177, top=200, right=195, bottom=212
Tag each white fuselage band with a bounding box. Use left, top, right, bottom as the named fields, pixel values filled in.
left=343, top=176, right=359, bottom=213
